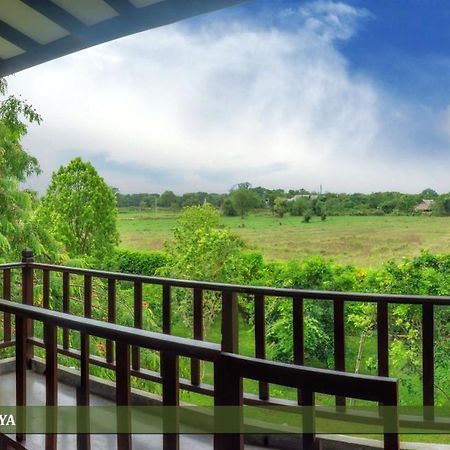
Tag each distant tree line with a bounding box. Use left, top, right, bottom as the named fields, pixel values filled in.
left=115, top=185, right=450, bottom=217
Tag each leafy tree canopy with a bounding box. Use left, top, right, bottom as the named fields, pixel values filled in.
left=0, top=78, right=57, bottom=260
left=38, top=157, right=119, bottom=259
left=160, top=204, right=244, bottom=332
left=230, top=182, right=258, bottom=219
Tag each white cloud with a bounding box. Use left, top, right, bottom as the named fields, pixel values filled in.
left=298, top=0, right=373, bottom=41
left=6, top=1, right=450, bottom=194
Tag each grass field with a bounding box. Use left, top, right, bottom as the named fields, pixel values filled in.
left=118, top=208, right=450, bottom=267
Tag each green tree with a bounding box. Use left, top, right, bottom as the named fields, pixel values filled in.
left=272, top=196, right=286, bottom=218
left=0, top=78, right=57, bottom=260
left=160, top=204, right=244, bottom=333
left=158, top=190, right=178, bottom=208
left=433, top=195, right=450, bottom=216
left=222, top=197, right=237, bottom=216
left=230, top=182, right=257, bottom=219
left=289, top=197, right=310, bottom=216
left=421, top=188, right=438, bottom=198
left=38, top=158, right=118, bottom=259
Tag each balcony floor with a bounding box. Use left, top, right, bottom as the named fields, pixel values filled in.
left=0, top=371, right=264, bottom=450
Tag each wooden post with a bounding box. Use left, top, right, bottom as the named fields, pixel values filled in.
left=254, top=294, right=268, bottom=400
left=106, top=278, right=116, bottom=364
left=116, top=342, right=131, bottom=450
left=44, top=323, right=58, bottom=450
left=161, top=351, right=179, bottom=450
left=21, top=249, right=34, bottom=368
left=293, top=295, right=304, bottom=404
left=214, top=356, right=243, bottom=450
left=16, top=315, right=27, bottom=442
left=221, top=292, right=239, bottom=353
left=191, top=288, right=203, bottom=386
left=377, top=302, right=389, bottom=377
left=3, top=269, right=11, bottom=341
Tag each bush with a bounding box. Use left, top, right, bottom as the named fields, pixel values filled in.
left=222, top=197, right=238, bottom=216
left=103, top=248, right=168, bottom=276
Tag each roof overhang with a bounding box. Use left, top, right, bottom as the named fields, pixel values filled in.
left=0, top=0, right=247, bottom=77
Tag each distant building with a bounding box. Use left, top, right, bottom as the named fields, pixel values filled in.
left=287, top=194, right=318, bottom=202
left=414, top=199, right=434, bottom=213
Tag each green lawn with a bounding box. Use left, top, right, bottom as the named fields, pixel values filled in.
left=116, top=208, right=450, bottom=443
left=118, top=208, right=450, bottom=267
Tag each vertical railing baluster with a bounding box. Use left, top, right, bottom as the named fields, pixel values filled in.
left=255, top=293, right=268, bottom=400
left=22, top=249, right=34, bottom=366
left=15, top=315, right=27, bottom=442
left=333, top=298, right=346, bottom=407
left=221, top=291, right=239, bottom=353
left=132, top=281, right=142, bottom=370
left=293, top=295, right=304, bottom=405
left=377, top=302, right=389, bottom=377
left=43, top=269, right=50, bottom=309
left=161, top=351, right=179, bottom=450
left=62, top=272, right=70, bottom=350
left=106, top=278, right=116, bottom=364
left=44, top=322, right=58, bottom=450
left=213, top=356, right=243, bottom=450
left=383, top=380, right=400, bottom=450
left=162, top=284, right=171, bottom=334
left=84, top=276, right=92, bottom=320
left=422, top=302, right=434, bottom=420
left=116, top=342, right=131, bottom=450
left=301, top=389, right=316, bottom=450
left=191, top=288, right=203, bottom=386
left=77, top=276, right=91, bottom=450
left=3, top=269, right=11, bottom=342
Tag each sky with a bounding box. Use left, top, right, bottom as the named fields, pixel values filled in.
left=6, top=0, right=450, bottom=194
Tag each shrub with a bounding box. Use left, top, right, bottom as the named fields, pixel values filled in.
left=103, top=248, right=168, bottom=276
left=222, top=198, right=238, bottom=216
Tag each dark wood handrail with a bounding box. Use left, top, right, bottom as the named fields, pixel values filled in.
left=0, top=298, right=220, bottom=361
left=28, top=262, right=450, bottom=305
left=0, top=262, right=24, bottom=269
left=221, top=353, right=397, bottom=404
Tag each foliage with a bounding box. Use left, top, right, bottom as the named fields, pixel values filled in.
left=421, top=188, right=438, bottom=198
left=303, top=211, right=312, bottom=223
left=222, top=197, right=238, bottom=216
left=260, top=251, right=450, bottom=404
left=230, top=182, right=258, bottom=219
left=38, top=157, right=118, bottom=259
left=264, top=258, right=360, bottom=363
left=0, top=78, right=58, bottom=260
left=159, top=204, right=244, bottom=332
left=272, top=197, right=286, bottom=218
left=432, top=195, right=450, bottom=216
left=158, top=190, right=178, bottom=208
left=289, top=197, right=310, bottom=216
left=116, top=184, right=446, bottom=217
left=102, top=248, right=168, bottom=276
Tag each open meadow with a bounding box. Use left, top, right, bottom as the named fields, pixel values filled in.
left=118, top=208, right=450, bottom=267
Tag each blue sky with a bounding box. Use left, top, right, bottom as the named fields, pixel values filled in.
left=7, top=0, right=450, bottom=194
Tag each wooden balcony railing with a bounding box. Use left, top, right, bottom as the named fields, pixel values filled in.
left=0, top=298, right=399, bottom=450
left=2, top=247, right=449, bottom=449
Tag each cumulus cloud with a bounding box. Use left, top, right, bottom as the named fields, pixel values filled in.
left=6, top=1, right=450, bottom=194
